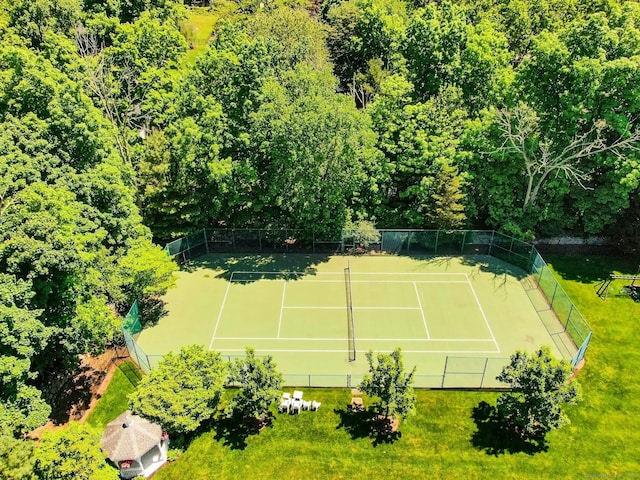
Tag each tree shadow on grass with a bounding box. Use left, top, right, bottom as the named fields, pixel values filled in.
left=213, top=411, right=274, bottom=450
left=335, top=406, right=402, bottom=446
left=470, top=401, right=548, bottom=456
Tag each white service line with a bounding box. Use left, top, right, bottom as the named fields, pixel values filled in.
left=414, top=281, right=431, bottom=339
left=214, top=336, right=496, bottom=342
left=208, top=281, right=232, bottom=350
left=218, top=348, right=500, bottom=354
left=282, top=306, right=422, bottom=310
left=466, top=274, right=500, bottom=352
left=277, top=280, right=286, bottom=338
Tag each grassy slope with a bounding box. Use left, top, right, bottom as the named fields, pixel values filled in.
left=142, top=256, right=639, bottom=479
left=85, top=361, right=141, bottom=429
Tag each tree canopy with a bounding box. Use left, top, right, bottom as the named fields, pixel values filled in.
left=495, top=346, right=581, bottom=438
left=0, top=0, right=639, bottom=469
left=128, top=345, right=227, bottom=434
left=359, top=348, right=416, bottom=420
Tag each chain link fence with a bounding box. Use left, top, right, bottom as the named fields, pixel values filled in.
left=123, top=229, right=592, bottom=383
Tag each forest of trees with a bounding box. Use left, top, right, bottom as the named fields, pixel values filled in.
left=1, top=0, right=639, bottom=473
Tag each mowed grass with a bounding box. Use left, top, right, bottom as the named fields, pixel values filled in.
left=85, top=361, right=141, bottom=429
left=97, top=255, right=639, bottom=479
left=180, top=2, right=237, bottom=66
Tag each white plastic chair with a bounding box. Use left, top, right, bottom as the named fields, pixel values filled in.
left=279, top=393, right=291, bottom=413
left=311, top=401, right=321, bottom=411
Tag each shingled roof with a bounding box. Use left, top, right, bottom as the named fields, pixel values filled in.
left=100, top=410, right=163, bottom=462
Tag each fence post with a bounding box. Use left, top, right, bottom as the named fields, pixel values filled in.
left=461, top=230, right=467, bottom=254
left=435, top=230, right=440, bottom=254
left=441, top=356, right=449, bottom=388
left=565, top=304, right=574, bottom=329
left=203, top=228, right=209, bottom=253
left=488, top=230, right=495, bottom=255
left=479, top=358, right=489, bottom=388
left=550, top=282, right=558, bottom=306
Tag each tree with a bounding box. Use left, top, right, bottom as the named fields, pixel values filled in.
left=0, top=430, right=35, bottom=480
left=369, top=76, right=468, bottom=228
left=495, top=346, right=581, bottom=439
left=227, top=348, right=283, bottom=422
left=128, top=345, right=227, bottom=434
left=118, top=236, right=177, bottom=307
left=343, top=219, right=380, bottom=248
left=325, top=0, right=408, bottom=98
left=494, top=103, right=640, bottom=211
left=32, top=422, right=118, bottom=480
left=359, top=348, right=416, bottom=420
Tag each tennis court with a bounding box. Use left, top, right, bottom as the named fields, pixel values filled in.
left=135, top=254, right=576, bottom=387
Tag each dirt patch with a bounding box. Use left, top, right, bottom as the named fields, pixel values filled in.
left=29, top=349, right=129, bottom=439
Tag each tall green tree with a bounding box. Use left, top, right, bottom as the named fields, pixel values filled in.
left=33, top=422, right=118, bottom=480
left=495, top=346, right=581, bottom=438
left=369, top=76, right=468, bottom=228
left=128, top=345, right=227, bottom=434
left=359, top=348, right=416, bottom=420
left=0, top=430, right=35, bottom=480
left=325, top=0, right=408, bottom=100
left=227, top=347, right=283, bottom=422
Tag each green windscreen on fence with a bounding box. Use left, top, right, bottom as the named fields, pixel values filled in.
left=123, top=300, right=142, bottom=335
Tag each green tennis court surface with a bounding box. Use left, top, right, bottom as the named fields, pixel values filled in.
left=136, top=254, right=576, bottom=387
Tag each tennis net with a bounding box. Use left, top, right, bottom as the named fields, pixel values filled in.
left=344, top=263, right=356, bottom=361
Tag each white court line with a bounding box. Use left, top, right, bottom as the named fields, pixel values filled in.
left=282, top=306, right=421, bottom=310
left=231, top=279, right=468, bottom=283
left=214, top=336, right=496, bottom=342
left=208, top=281, right=232, bottom=350
left=414, top=281, right=430, bottom=339
left=232, top=271, right=469, bottom=275
left=466, top=274, right=500, bottom=352
left=218, top=348, right=500, bottom=354
left=277, top=280, right=286, bottom=338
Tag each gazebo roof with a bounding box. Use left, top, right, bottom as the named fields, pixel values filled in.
left=100, top=410, right=163, bottom=462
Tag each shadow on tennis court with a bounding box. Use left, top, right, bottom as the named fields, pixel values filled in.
left=137, top=296, right=169, bottom=328
left=470, top=401, right=549, bottom=455
left=334, top=407, right=402, bottom=446
left=181, top=253, right=333, bottom=283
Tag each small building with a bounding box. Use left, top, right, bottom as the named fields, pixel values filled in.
left=100, top=410, right=169, bottom=479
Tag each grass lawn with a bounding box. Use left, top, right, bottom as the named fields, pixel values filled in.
left=96, top=255, right=640, bottom=479
left=180, top=2, right=237, bottom=66
left=85, top=361, right=141, bottom=429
